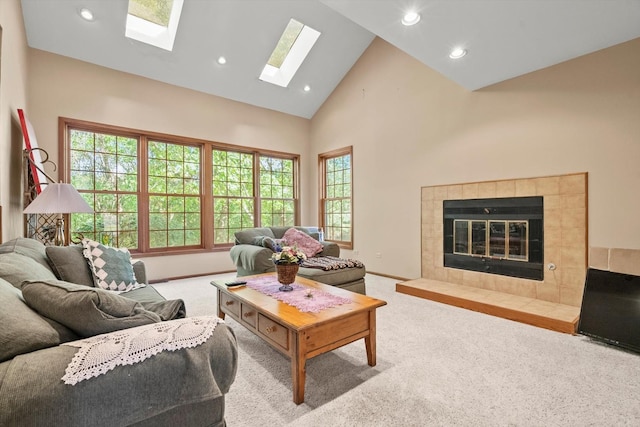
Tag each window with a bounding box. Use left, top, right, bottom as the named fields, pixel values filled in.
left=125, top=0, right=184, bottom=51
left=319, top=146, right=353, bottom=249
left=69, top=129, right=139, bottom=248
left=259, top=156, right=296, bottom=227
left=259, top=18, right=321, bottom=88
left=212, top=150, right=254, bottom=244
left=128, top=0, right=173, bottom=26
left=147, top=140, right=201, bottom=249
left=62, top=118, right=298, bottom=253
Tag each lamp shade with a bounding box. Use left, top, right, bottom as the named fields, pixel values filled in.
left=23, top=183, right=93, bottom=214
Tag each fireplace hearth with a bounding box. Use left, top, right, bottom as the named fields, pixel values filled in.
left=443, top=196, right=544, bottom=280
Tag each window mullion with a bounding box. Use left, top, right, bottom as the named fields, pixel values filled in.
left=253, top=152, right=260, bottom=228
left=138, top=135, right=149, bottom=252
left=202, top=144, right=213, bottom=249
left=293, top=155, right=300, bottom=225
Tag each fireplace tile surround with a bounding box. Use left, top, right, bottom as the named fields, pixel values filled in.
left=420, top=173, right=588, bottom=307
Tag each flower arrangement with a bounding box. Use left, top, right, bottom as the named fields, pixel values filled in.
left=271, top=245, right=307, bottom=265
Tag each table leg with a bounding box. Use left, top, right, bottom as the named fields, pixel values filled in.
left=291, top=331, right=306, bottom=404
left=365, top=309, right=377, bottom=366
left=216, top=290, right=226, bottom=319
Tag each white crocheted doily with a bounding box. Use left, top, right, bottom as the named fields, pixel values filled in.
left=61, top=316, right=224, bottom=385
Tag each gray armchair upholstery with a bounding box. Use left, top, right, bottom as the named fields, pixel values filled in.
left=229, top=226, right=366, bottom=294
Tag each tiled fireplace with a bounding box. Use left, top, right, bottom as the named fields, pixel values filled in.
left=421, top=173, right=588, bottom=307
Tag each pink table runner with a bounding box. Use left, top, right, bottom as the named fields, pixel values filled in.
left=246, top=276, right=352, bottom=313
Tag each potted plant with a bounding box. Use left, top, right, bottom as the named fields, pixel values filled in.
left=271, top=245, right=307, bottom=291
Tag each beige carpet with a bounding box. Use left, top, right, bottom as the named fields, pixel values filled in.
left=153, top=273, right=640, bottom=426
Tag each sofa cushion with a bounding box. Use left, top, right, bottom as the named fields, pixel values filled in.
left=0, top=278, right=77, bottom=362
left=234, top=227, right=276, bottom=245
left=21, top=279, right=165, bottom=337
left=132, top=260, right=148, bottom=285
left=317, top=241, right=340, bottom=258
left=46, top=245, right=95, bottom=287
left=298, top=264, right=366, bottom=286
left=0, top=237, right=51, bottom=269
left=268, top=226, right=308, bottom=239
left=123, top=284, right=167, bottom=304
left=82, top=238, right=144, bottom=292
left=282, top=227, right=323, bottom=258
left=0, top=252, right=57, bottom=289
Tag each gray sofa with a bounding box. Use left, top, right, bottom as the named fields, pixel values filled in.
left=229, top=226, right=366, bottom=294
left=0, top=237, right=238, bottom=427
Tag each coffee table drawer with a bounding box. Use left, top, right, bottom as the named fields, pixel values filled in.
left=258, top=314, right=288, bottom=351
left=220, top=293, right=240, bottom=317
left=241, top=303, right=258, bottom=328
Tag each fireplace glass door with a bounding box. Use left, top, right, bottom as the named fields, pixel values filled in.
left=444, top=196, right=542, bottom=280
left=454, top=219, right=528, bottom=262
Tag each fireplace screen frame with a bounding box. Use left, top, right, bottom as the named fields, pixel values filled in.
left=444, top=196, right=543, bottom=281
left=453, top=219, right=530, bottom=261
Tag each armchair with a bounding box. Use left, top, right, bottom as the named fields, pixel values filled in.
left=229, top=226, right=366, bottom=294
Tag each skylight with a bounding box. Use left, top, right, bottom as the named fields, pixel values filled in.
left=125, top=0, right=184, bottom=51
left=260, top=19, right=321, bottom=88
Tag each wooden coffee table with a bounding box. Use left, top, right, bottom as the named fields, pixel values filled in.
left=211, top=273, right=386, bottom=404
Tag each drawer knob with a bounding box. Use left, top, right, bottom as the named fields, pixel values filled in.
left=265, top=326, right=275, bottom=334
left=243, top=312, right=254, bottom=318
left=225, top=301, right=234, bottom=306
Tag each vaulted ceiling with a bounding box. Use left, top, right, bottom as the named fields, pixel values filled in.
left=20, top=0, right=640, bottom=119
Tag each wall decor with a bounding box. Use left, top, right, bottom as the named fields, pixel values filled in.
left=18, top=109, right=49, bottom=194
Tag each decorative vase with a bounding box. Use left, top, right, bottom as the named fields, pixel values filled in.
left=276, top=263, right=299, bottom=291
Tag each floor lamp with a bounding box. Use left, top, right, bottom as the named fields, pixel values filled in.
left=23, top=183, right=93, bottom=246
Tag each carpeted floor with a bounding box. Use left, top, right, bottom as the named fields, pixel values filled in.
left=153, top=273, right=640, bottom=426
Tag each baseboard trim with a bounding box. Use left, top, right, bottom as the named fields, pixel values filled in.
left=367, top=271, right=411, bottom=282
left=149, top=269, right=236, bottom=284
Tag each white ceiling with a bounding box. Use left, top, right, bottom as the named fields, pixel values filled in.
left=20, top=0, right=640, bottom=119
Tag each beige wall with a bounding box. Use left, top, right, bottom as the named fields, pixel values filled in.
left=6, top=13, right=640, bottom=282
left=310, top=37, right=640, bottom=280
left=0, top=0, right=30, bottom=241
left=26, top=50, right=311, bottom=280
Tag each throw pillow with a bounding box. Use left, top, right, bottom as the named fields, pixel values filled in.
left=21, top=279, right=162, bottom=338
left=0, top=278, right=77, bottom=362
left=0, top=237, right=51, bottom=269
left=251, top=236, right=268, bottom=247
left=282, top=227, right=323, bottom=258
left=262, top=237, right=284, bottom=252
left=81, top=238, right=144, bottom=292
left=46, top=245, right=95, bottom=287
left=0, top=252, right=57, bottom=289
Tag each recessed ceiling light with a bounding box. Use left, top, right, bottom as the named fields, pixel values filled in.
left=401, top=11, right=421, bottom=26
left=79, top=8, right=94, bottom=21
left=449, top=47, right=467, bottom=59
left=217, top=56, right=227, bottom=65
left=303, top=85, right=311, bottom=92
